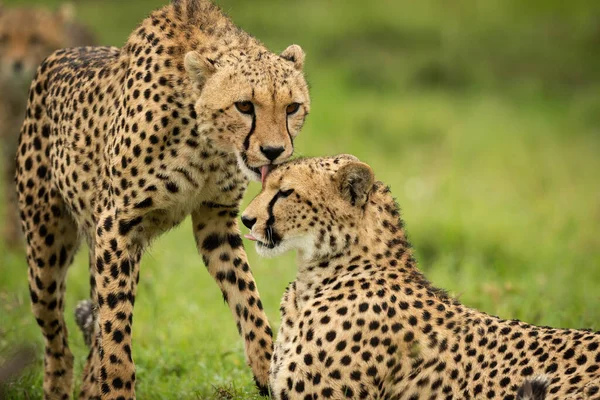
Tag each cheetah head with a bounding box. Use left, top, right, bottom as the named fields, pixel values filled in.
left=0, top=4, right=75, bottom=92
left=184, top=45, right=310, bottom=181
left=241, top=155, right=375, bottom=260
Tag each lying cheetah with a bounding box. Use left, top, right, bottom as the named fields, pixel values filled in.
left=15, top=0, right=309, bottom=398
left=241, top=155, right=600, bottom=400
left=0, top=2, right=95, bottom=249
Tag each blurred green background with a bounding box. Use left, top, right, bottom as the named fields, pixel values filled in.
left=1, top=0, right=599, bottom=398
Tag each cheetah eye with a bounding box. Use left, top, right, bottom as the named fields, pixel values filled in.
left=286, top=102, right=301, bottom=115
left=280, top=188, right=294, bottom=197
left=235, top=101, right=254, bottom=115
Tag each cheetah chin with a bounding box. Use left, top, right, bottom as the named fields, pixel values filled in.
left=254, top=235, right=314, bottom=259
left=245, top=225, right=314, bottom=258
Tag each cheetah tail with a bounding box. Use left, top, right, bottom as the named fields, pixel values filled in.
left=74, top=299, right=95, bottom=349
left=516, top=375, right=550, bottom=400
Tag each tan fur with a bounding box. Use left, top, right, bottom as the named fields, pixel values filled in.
left=242, top=155, right=600, bottom=400
left=15, top=0, right=309, bottom=398
left=0, top=2, right=96, bottom=249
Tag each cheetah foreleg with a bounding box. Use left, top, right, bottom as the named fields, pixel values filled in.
left=192, top=204, right=273, bottom=394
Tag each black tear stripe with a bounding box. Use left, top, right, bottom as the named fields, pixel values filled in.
left=264, top=189, right=295, bottom=247
left=285, top=115, right=297, bottom=156
left=285, top=115, right=293, bottom=144
left=243, top=113, right=256, bottom=151
left=286, top=108, right=307, bottom=149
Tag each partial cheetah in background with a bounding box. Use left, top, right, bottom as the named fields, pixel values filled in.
left=15, top=0, right=309, bottom=398
left=242, top=155, right=600, bottom=400
left=0, top=2, right=95, bottom=249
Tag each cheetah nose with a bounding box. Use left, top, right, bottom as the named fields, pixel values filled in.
left=241, top=216, right=256, bottom=229
left=12, top=60, right=24, bottom=73
left=260, top=146, right=285, bottom=162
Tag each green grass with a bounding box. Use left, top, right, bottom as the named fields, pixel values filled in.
left=1, top=0, right=600, bottom=398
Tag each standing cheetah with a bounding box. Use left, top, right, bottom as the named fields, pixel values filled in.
left=15, top=0, right=309, bottom=398
left=241, top=155, right=600, bottom=400
left=0, top=3, right=95, bottom=249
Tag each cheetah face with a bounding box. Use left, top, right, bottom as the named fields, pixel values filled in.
left=0, top=6, right=72, bottom=92
left=185, top=45, right=310, bottom=181
left=241, top=155, right=375, bottom=261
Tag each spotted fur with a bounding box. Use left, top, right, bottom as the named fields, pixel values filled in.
left=242, top=155, right=600, bottom=400
left=0, top=2, right=95, bottom=249
left=15, top=0, right=309, bottom=398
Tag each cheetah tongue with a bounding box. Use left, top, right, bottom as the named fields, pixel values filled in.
left=260, top=165, right=271, bottom=188
left=245, top=234, right=257, bottom=241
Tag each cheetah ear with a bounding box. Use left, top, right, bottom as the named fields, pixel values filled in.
left=335, top=162, right=374, bottom=207
left=57, top=3, right=76, bottom=22
left=184, top=51, right=217, bottom=86
left=280, top=44, right=305, bottom=71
